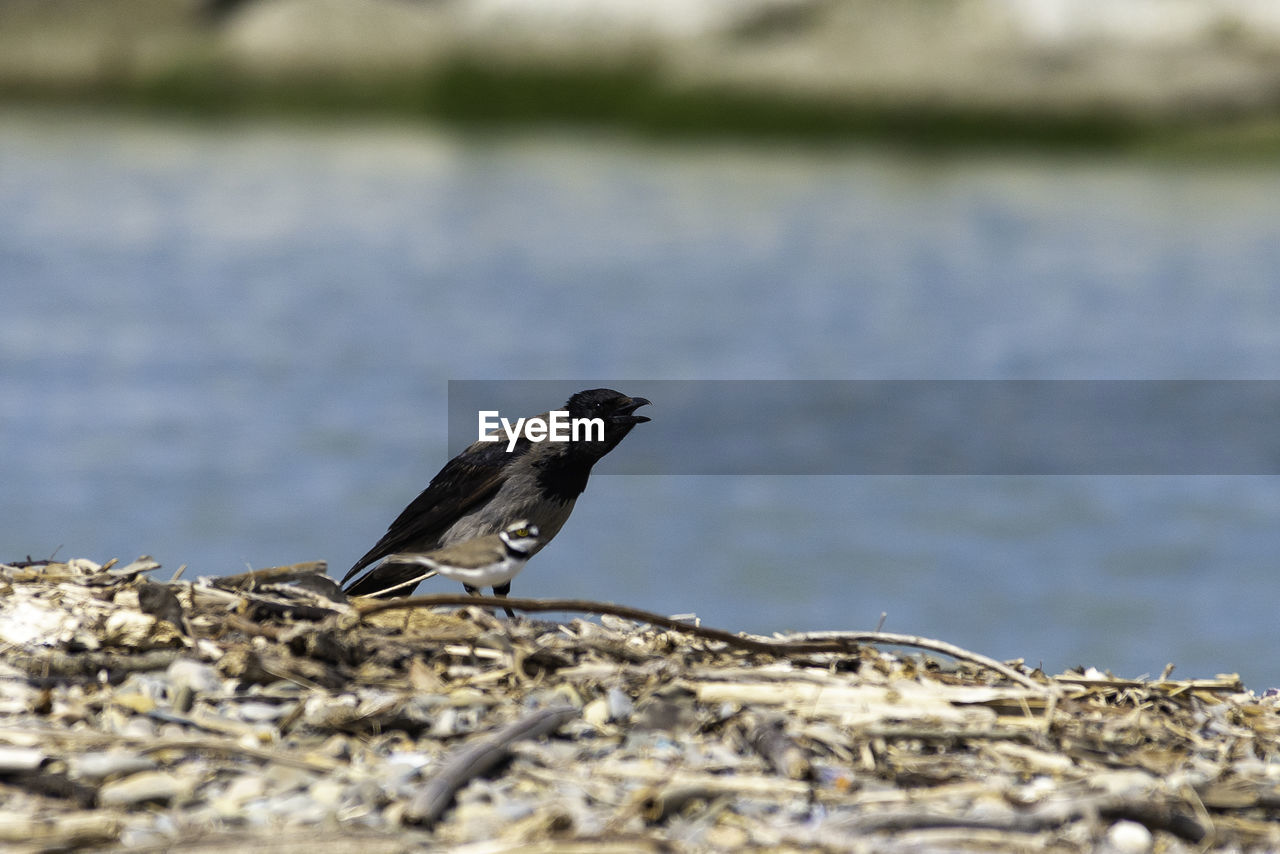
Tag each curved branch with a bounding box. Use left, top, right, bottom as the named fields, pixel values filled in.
left=353, top=594, right=1050, bottom=692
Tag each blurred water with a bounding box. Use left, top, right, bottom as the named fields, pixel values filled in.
left=4, top=109, right=1280, bottom=685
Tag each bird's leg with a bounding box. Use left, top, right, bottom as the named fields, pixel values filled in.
left=463, top=583, right=513, bottom=619
left=493, top=582, right=516, bottom=619
left=464, top=583, right=489, bottom=613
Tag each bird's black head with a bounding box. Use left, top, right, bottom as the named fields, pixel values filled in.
left=566, top=388, right=651, bottom=426
left=531, top=388, right=651, bottom=500
left=563, top=388, right=651, bottom=458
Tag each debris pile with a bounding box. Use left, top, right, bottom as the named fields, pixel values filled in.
left=1, top=556, right=1279, bottom=852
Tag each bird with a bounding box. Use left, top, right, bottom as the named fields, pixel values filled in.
left=342, top=388, right=650, bottom=599
left=376, top=521, right=541, bottom=615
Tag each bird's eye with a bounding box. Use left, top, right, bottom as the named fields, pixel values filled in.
left=517, top=528, right=530, bottom=537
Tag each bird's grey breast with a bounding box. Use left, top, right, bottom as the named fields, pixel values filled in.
left=438, top=466, right=575, bottom=555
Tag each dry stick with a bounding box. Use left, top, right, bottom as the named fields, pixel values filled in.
left=766, top=630, right=1052, bottom=693
left=134, top=736, right=342, bottom=772
left=111, top=832, right=428, bottom=854
left=356, top=594, right=828, bottom=657
left=354, top=595, right=1050, bottom=693
left=358, top=571, right=437, bottom=599
left=212, top=562, right=329, bottom=591
left=403, top=704, right=578, bottom=827
left=0, top=812, right=121, bottom=849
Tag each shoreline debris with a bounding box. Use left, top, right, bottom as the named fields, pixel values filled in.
left=1, top=556, right=1276, bottom=852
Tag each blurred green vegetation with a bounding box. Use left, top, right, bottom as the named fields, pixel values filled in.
left=3, top=0, right=1280, bottom=155
left=97, top=59, right=1149, bottom=150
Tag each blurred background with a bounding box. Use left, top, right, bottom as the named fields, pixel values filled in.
left=4, top=0, right=1280, bottom=685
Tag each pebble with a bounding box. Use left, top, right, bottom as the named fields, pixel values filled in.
left=234, top=700, right=289, bottom=722
left=606, top=686, right=634, bottom=722
left=268, top=791, right=330, bottom=825
left=428, top=706, right=459, bottom=737
left=118, top=716, right=158, bottom=739
left=261, top=764, right=317, bottom=792
left=0, top=746, right=46, bottom=773
left=165, top=659, right=223, bottom=695
left=1105, top=819, right=1153, bottom=853
left=307, top=778, right=345, bottom=807
left=102, top=610, right=170, bottom=647
left=209, top=774, right=266, bottom=817
left=581, top=697, right=610, bottom=728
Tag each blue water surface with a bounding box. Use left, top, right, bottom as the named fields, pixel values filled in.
left=3, top=108, right=1280, bottom=685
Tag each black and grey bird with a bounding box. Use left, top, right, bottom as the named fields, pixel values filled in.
left=342, top=388, right=650, bottom=599
left=374, top=520, right=541, bottom=614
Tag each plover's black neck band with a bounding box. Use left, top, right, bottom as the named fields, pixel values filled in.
left=503, top=539, right=530, bottom=559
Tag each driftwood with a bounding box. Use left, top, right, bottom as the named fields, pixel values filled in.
left=404, top=704, right=578, bottom=827
left=210, top=562, right=331, bottom=591
left=7, top=649, right=189, bottom=683
left=746, top=715, right=811, bottom=780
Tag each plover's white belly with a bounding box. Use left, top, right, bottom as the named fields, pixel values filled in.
left=426, top=554, right=526, bottom=588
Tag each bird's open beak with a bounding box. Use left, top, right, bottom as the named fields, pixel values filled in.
left=615, top=396, right=651, bottom=424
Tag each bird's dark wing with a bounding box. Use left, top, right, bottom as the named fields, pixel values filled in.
left=342, top=439, right=526, bottom=587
